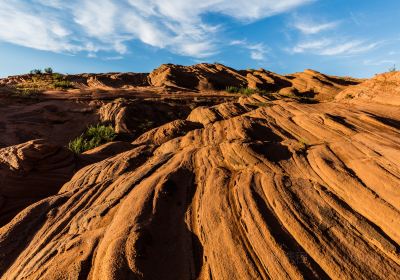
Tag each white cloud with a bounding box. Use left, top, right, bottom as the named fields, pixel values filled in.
left=0, top=0, right=313, bottom=58
left=292, top=38, right=331, bottom=53
left=248, top=43, right=269, bottom=60
left=293, top=19, right=339, bottom=34
left=363, top=59, right=396, bottom=66
left=229, top=40, right=269, bottom=61
left=291, top=38, right=379, bottom=56
left=320, top=40, right=379, bottom=56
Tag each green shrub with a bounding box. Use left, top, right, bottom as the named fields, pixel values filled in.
left=30, top=69, right=42, bottom=75
left=14, top=87, right=40, bottom=97
left=68, top=124, right=116, bottom=154
left=53, top=80, right=74, bottom=89
left=239, top=88, right=256, bottom=96
left=52, top=73, right=64, bottom=80
left=44, top=67, right=53, bottom=74
left=226, top=86, right=240, bottom=93
left=225, top=86, right=256, bottom=96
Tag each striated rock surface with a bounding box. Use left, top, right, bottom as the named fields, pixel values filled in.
left=0, top=72, right=150, bottom=89
left=148, top=63, right=247, bottom=90
left=0, top=92, right=399, bottom=279
left=148, top=64, right=362, bottom=100
left=1, top=64, right=362, bottom=101
left=0, top=99, right=99, bottom=148
left=0, top=140, right=75, bottom=226
left=336, top=71, right=400, bottom=105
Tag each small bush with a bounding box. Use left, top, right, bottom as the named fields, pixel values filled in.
left=239, top=88, right=256, bottom=96
left=44, top=67, right=53, bottom=74
left=68, top=124, right=116, bottom=154
left=226, top=86, right=240, bottom=93
left=30, top=69, right=42, bottom=75
left=52, top=73, right=64, bottom=80
left=389, top=64, right=396, bottom=72
left=14, top=87, right=40, bottom=97
left=225, top=86, right=256, bottom=96
left=53, top=80, right=74, bottom=89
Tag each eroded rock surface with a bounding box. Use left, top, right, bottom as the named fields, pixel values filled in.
left=0, top=93, right=399, bottom=279
left=148, top=64, right=362, bottom=100
left=0, top=140, right=75, bottom=226
left=336, top=71, right=400, bottom=105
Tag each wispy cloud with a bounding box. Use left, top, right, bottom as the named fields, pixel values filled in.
left=0, top=0, right=313, bottom=58
left=291, top=38, right=380, bottom=56
left=230, top=40, right=269, bottom=61
left=293, top=19, right=340, bottom=34
left=363, top=59, right=396, bottom=66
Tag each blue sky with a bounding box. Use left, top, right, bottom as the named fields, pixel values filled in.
left=0, top=0, right=399, bottom=78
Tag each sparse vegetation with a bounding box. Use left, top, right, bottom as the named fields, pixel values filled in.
left=13, top=70, right=74, bottom=92
left=68, top=124, right=116, bottom=154
left=53, top=80, right=74, bottom=89
left=389, top=64, right=397, bottom=72
left=13, top=87, right=41, bottom=97
left=30, top=69, right=42, bottom=75
left=52, top=73, right=63, bottom=80
left=226, top=86, right=256, bottom=96
left=44, top=67, right=53, bottom=74
left=345, top=94, right=354, bottom=99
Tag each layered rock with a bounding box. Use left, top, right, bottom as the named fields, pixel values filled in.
left=0, top=140, right=75, bottom=226
left=336, top=71, right=400, bottom=105
left=148, top=63, right=247, bottom=90
left=148, top=64, right=362, bottom=100
left=1, top=95, right=399, bottom=279
left=0, top=100, right=99, bottom=148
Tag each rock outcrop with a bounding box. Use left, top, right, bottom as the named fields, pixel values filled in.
left=148, top=64, right=362, bottom=99
left=0, top=93, right=399, bottom=279
left=336, top=71, right=400, bottom=105
left=0, top=140, right=75, bottom=226
left=0, top=64, right=362, bottom=101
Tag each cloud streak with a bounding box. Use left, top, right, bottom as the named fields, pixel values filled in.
left=293, top=19, right=340, bottom=34
left=291, top=38, right=380, bottom=56
left=0, top=0, right=313, bottom=58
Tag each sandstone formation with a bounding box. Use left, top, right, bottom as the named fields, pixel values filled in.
left=0, top=92, right=399, bottom=279
left=0, top=72, right=149, bottom=89
left=1, top=63, right=362, bottom=101
left=336, top=71, right=400, bottom=105
left=0, top=65, right=398, bottom=280
left=148, top=64, right=362, bottom=100
left=0, top=99, right=99, bottom=148
left=0, top=140, right=75, bottom=226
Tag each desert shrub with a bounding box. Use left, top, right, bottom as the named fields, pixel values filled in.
left=14, top=87, right=40, bottom=97
left=68, top=124, right=116, bottom=154
left=44, top=67, right=53, bottom=74
left=226, top=86, right=240, bottom=93
left=389, top=64, right=397, bottom=72
left=225, top=86, right=256, bottom=96
left=53, top=80, right=74, bottom=89
left=239, top=88, right=256, bottom=96
left=30, top=69, right=42, bottom=75
left=52, top=73, right=64, bottom=80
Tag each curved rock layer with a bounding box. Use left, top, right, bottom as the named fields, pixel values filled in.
left=0, top=95, right=399, bottom=279
left=0, top=73, right=150, bottom=89
left=0, top=140, right=75, bottom=226
left=148, top=64, right=362, bottom=99
left=336, top=71, right=400, bottom=105
left=0, top=99, right=99, bottom=148
left=1, top=64, right=362, bottom=100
